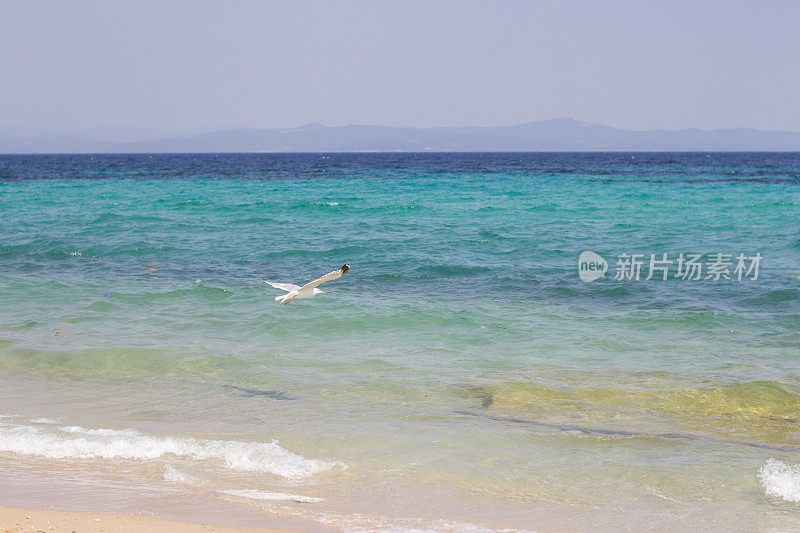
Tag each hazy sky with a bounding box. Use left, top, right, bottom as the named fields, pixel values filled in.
left=2, top=1, right=799, bottom=132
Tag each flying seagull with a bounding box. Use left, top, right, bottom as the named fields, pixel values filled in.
left=261, top=264, right=350, bottom=305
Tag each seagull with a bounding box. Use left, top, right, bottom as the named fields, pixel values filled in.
left=261, top=264, right=350, bottom=305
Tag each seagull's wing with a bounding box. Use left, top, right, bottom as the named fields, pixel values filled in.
left=261, top=280, right=301, bottom=292
left=299, top=264, right=350, bottom=291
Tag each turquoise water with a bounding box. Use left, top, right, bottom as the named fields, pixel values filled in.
left=0, top=153, right=799, bottom=530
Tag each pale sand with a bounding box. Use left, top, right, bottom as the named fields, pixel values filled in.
left=0, top=464, right=337, bottom=533
left=0, top=507, right=302, bottom=533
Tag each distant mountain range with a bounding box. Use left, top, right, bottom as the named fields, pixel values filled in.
left=3, top=119, right=800, bottom=153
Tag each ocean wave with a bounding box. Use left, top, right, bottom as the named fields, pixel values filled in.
left=759, top=459, right=800, bottom=502
left=163, top=464, right=198, bottom=484
left=163, top=465, right=325, bottom=503
left=0, top=418, right=339, bottom=479
left=219, top=489, right=324, bottom=503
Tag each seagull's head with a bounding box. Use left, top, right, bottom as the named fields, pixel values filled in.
left=313, top=288, right=325, bottom=295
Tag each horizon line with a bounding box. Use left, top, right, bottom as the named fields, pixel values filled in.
left=4, top=118, right=800, bottom=136
left=4, top=150, right=800, bottom=156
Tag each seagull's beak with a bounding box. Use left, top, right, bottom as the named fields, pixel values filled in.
left=320, top=291, right=325, bottom=294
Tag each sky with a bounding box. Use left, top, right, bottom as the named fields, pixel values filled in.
left=1, top=0, right=799, bottom=133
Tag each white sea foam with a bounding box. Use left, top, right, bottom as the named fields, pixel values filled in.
left=759, top=459, right=800, bottom=502
left=30, top=418, right=58, bottom=424
left=220, top=489, right=324, bottom=503
left=0, top=419, right=339, bottom=480
left=163, top=464, right=198, bottom=485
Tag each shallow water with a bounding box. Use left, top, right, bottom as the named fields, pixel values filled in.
left=0, top=153, right=799, bottom=530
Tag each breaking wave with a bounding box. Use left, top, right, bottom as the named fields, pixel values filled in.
left=760, top=459, right=800, bottom=502
left=0, top=418, right=339, bottom=480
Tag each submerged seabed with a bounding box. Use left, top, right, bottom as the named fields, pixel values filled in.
left=0, top=153, right=799, bottom=531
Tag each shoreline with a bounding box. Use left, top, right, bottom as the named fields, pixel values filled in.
left=0, top=506, right=302, bottom=533
left=0, top=460, right=335, bottom=533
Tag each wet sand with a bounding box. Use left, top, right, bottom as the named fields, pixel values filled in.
left=0, top=463, right=335, bottom=533
left=0, top=506, right=301, bottom=533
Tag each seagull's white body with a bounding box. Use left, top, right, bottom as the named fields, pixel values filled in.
left=261, top=264, right=350, bottom=305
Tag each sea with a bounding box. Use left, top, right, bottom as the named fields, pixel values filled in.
left=0, top=152, right=798, bottom=531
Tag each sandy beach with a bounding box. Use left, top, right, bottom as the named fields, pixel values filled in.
left=0, top=462, right=336, bottom=533
left=0, top=506, right=301, bottom=533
